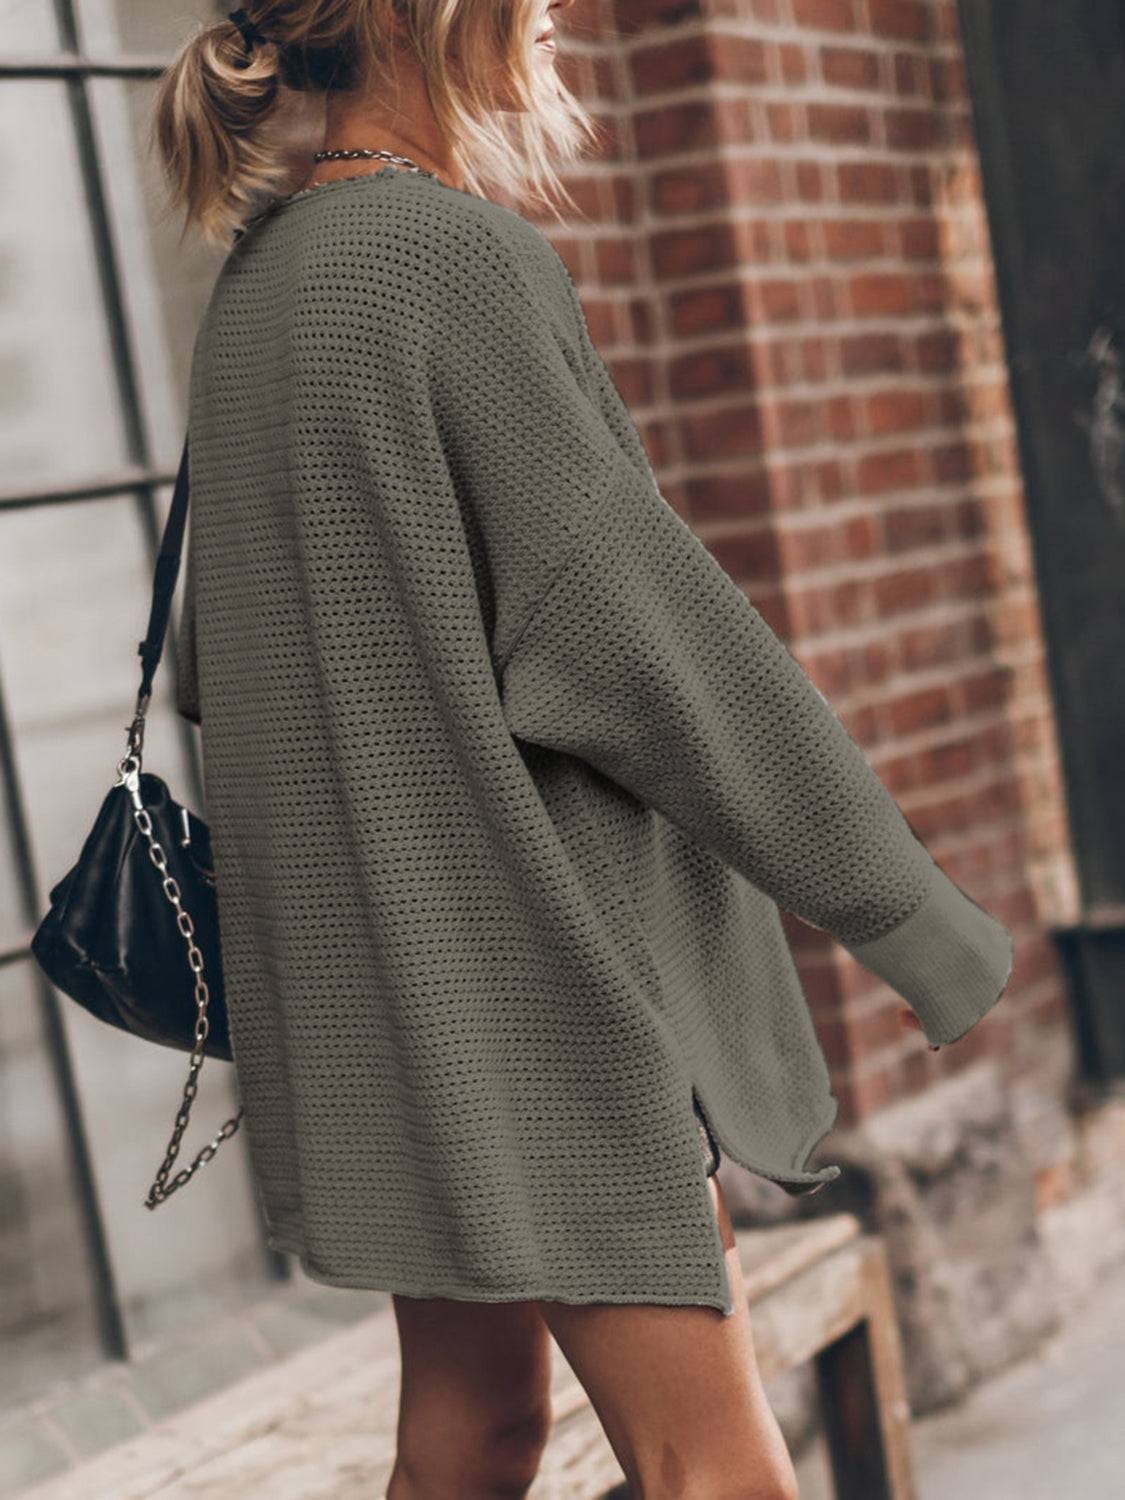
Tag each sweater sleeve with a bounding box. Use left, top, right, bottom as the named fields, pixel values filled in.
left=497, top=439, right=1013, bottom=1049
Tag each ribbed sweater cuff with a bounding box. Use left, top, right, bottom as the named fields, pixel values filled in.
left=843, top=863, right=1014, bottom=1047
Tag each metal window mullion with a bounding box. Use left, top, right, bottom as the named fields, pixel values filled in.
left=4, top=0, right=179, bottom=1364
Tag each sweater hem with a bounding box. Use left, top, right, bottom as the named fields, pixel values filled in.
left=264, top=1234, right=733, bottom=1316
left=691, top=1087, right=842, bottom=1199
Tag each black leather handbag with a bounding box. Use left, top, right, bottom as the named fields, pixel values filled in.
left=30, top=435, right=243, bottom=1209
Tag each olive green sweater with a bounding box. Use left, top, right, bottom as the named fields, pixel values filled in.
left=176, top=166, right=1013, bottom=1317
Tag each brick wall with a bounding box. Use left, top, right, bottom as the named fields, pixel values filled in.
left=532, top=0, right=1077, bottom=1127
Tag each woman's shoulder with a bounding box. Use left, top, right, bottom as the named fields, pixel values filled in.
left=225, top=170, right=585, bottom=365
left=293, top=171, right=574, bottom=316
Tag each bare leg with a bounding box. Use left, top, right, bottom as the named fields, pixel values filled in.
left=386, top=1292, right=554, bottom=1499
left=534, top=1172, right=799, bottom=1500
left=387, top=1172, right=797, bottom=1500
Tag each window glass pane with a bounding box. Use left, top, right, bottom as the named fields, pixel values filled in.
left=0, top=960, right=103, bottom=1408
left=77, top=0, right=219, bottom=55
left=0, top=83, right=128, bottom=488
left=2, top=485, right=272, bottom=1351
left=0, top=490, right=195, bottom=942
left=0, top=0, right=57, bottom=52
left=88, top=73, right=229, bottom=470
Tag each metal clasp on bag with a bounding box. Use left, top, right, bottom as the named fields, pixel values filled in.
left=115, top=686, right=151, bottom=808
left=113, top=754, right=145, bottom=813
left=124, top=687, right=150, bottom=759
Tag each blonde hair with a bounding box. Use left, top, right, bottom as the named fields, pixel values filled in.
left=151, top=1, right=602, bottom=249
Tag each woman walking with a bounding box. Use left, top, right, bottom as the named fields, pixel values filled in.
left=153, top=5, right=1013, bottom=1496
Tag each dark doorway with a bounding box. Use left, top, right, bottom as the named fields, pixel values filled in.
left=958, top=1, right=1125, bottom=1080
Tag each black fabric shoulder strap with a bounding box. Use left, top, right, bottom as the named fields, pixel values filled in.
left=136, top=434, right=190, bottom=700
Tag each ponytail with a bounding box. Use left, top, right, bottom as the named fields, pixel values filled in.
left=151, top=15, right=296, bottom=248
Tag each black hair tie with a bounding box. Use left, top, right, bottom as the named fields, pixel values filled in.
left=227, top=7, right=272, bottom=55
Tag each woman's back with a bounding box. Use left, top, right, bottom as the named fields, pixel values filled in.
left=177, top=162, right=1011, bottom=1317
left=179, top=165, right=756, bottom=1312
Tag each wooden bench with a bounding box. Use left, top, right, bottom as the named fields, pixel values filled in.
left=21, top=1214, right=916, bottom=1500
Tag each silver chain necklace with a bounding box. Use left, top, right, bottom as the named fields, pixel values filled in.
left=311, top=147, right=439, bottom=180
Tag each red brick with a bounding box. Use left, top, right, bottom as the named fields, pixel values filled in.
left=708, top=527, right=782, bottom=580
left=594, top=236, right=638, bottom=284
left=961, top=664, right=1011, bottom=712
left=792, top=524, right=848, bottom=573
left=811, top=275, right=842, bottom=320
left=710, top=34, right=771, bottom=84
left=936, top=0, right=962, bottom=42
left=953, top=495, right=988, bottom=539
left=626, top=296, right=654, bottom=344
left=778, top=42, right=808, bottom=84
left=730, top=157, right=785, bottom=204
left=681, top=404, right=765, bottom=462
left=916, top=736, right=978, bottom=779
left=823, top=218, right=886, bottom=260
left=943, top=552, right=996, bottom=601
left=668, top=345, right=756, bottom=400
left=688, top=469, right=774, bottom=522
left=650, top=225, right=738, bottom=279
left=876, top=564, right=936, bottom=618
left=831, top=576, right=870, bottom=627
left=910, top=164, right=934, bottom=206
left=591, top=54, right=619, bottom=102
left=883, top=501, right=948, bottom=551
left=670, top=284, right=747, bottom=337
left=773, top=398, right=820, bottom=448
left=821, top=45, right=881, bottom=90
left=837, top=160, right=900, bottom=203
left=848, top=271, right=922, bottom=317
left=630, top=36, right=714, bottom=93
left=753, top=278, right=804, bottom=321
left=793, top=0, right=856, bottom=31
left=843, top=513, right=881, bottom=559
left=865, top=387, right=931, bottom=436
left=932, top=54, right=968, bottom=103
left=815, top=459, right=846, bottom=500
left=634, top=101, right=720, bottom=158
left=887, top=684, right=953, bottom=735
left=893, top=51, right=929, bottom=96
left=632, top=32, right=771, bottom=91
left=734, top=217, right=775, bottom=265
left=916, top=328, right=959, bottom=373
left=604, top=356, right=654, bottom=409
left=796, top=160, right=827, bottom=200
left=886, top=106, right=942, bottom=151
left=766, top=102, right=800, bottom=143
left=607, top=172, right=639, bottom=221
left=841, top=332, right=907, bottom=376
left=858, top=447, right=924, bottom=494
left=651, top=161, right=732, bottom=217
left=824, top=395, right=859, bottom=441
left=869, top=0, right=931, bottom=42
left=800, top=336, right=833, bottom=382
left=899, top=216, right=941, bottom=259
left=613, top=0, right=707, bottom=32
left=784, top=220, right=814, bottom=262
left=580, top=296, right=617, bottom=349
left=808, top=102, right=872, bottom=144
left=758, top=338, right=799, bottom=387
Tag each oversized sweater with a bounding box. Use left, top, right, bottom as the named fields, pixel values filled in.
left=175, top=165, right=1014, bottom=1317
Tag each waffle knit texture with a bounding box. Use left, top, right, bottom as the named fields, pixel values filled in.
left=176, top=167, right=1014, bottom=1316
